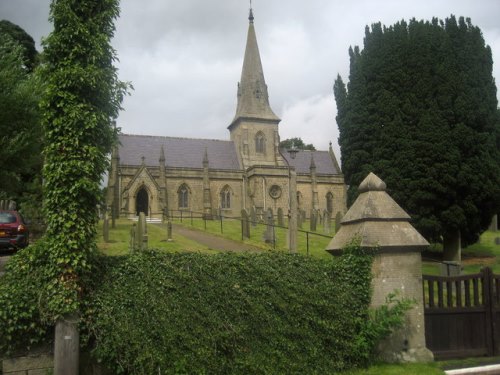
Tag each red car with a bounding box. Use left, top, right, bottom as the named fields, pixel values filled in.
left=0, top=210, right=29, bottom=251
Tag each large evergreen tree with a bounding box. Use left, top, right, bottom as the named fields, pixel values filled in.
left=334, top=16, right=500, bottom=257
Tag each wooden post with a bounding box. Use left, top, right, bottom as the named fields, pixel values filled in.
left=54, top=313, right=79, bottom=375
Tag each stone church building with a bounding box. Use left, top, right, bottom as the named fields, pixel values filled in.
left=106, top=9, right=346, bottom=221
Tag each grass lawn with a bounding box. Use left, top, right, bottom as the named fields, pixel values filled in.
left=344, top=362, right=444, bottom=374
left=96, top=218, right=215, bottom=255
left=422, top=230, right=500, bottom=275
left=170, top=216, right=333, bottom=259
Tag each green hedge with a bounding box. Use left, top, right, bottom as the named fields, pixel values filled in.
left=0, top=244, right=409, bottom=374
left=83, top=247, right=407, bottom=374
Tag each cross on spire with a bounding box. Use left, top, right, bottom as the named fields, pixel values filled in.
left=249, top=0, right=254, bottom=23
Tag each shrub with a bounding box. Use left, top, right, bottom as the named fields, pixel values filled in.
left=0, top=241, right=54, bottom=353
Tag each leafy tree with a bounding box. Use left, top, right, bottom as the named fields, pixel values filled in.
left=0, top=20, right=38, bottom=72
left=334, top=16, right=500, bottom=258
left=39, top=0, right=128, bottom=317
left=0, top=32, right=43, bottom=204
left=279, top=137, right=316, bottom=151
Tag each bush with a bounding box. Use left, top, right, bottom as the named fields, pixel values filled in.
left=83, top=246, right=409, bottom=374
left=0, top=241, right=54, bottom=353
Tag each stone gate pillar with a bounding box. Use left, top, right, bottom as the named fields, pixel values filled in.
left=326, top=172, right=433, bottom=363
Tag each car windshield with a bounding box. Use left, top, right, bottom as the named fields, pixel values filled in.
left=0, top=212, right=16, bottom=224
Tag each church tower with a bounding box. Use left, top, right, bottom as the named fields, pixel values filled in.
left=228, top=7, right=285, bottom=169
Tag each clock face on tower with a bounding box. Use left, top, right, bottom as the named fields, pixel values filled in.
left=269, top=185, right=282, bottom=200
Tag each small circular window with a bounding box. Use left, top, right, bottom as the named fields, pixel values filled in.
left=269, top=185, right=282, bottom=199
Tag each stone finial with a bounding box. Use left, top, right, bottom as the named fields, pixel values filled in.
left=358, top=172, right=386, bottom=193
left=159, top=145, right=165, bottom=163
left=310, top=154, right=316, bottom=170
left=202, top=147, right=209, bottom=167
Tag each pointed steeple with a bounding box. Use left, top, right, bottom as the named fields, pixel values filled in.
left=229, top=7, right=280, bottom=128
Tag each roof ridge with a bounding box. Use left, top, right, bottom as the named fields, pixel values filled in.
left=120, top=133, right=233, bottom=143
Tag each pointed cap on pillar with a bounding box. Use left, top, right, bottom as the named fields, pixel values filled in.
left=326, top=172, right=429, bottom=253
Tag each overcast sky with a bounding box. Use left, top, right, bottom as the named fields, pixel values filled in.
left=1, top=0, right=499, bottom=158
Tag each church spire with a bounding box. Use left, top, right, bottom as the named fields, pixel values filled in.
left=229, top=6, right=280, bottom=128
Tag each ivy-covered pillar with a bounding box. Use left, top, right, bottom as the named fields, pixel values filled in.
left=326, top=172, right=433, bottom=362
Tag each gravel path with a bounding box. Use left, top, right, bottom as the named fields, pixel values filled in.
left=171, top=223, right=263, bottom=252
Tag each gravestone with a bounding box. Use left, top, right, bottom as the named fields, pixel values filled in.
left=250, top=206, right=257, bottom=227
left=277, top=207, right=284, bottom=227
left=335, top=211, right=343, bottom=232
left=323, top=210, right=331, bottom=234
left=137, top=212, right=148, bottom=251
left=310, top=209, right=317, bottom=232
left=167, top=221, right=173, bottom=242
left=490, top=214, right=498, bottom=231
left=297, top=211, right=303, bottom=229
left=241, top=209, right=250, bottom=239
left=264, top=208, right=275, bottom=244
left=111, top=204, right=116, bottom=229
left=102, top=211, right=109, bottom=243
left=129, top=223, right=137, bottom=252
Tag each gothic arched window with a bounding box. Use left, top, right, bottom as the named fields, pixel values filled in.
left=220, top=186, right=231, bottom=209
left=178, top=184, right=189, bottom=209
left=255, top=132, right=265, bottom=154
left=326, top=192, right=334, bottom=214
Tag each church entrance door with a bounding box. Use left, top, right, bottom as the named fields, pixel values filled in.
left=136, top=188, right=148, bottom=216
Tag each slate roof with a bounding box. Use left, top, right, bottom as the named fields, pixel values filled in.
left=118, top=134, right=242, bottom=170
left=282, top=150, right=340, bottom=175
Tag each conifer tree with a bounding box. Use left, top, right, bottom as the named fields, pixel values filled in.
left=335, top=16, right=500, bottom=258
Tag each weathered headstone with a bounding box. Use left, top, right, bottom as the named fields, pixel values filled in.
left=335, top=211, right=343, bottom=232
left=323, top=210, right=331, bottom=234
left=110, top=204, right=116, bottom=229
left=129, top=223, right=137, bottom=252
left=102, top=211, right=109, bottom=243
left=297, top=211, right=303, bottom=229
left=138, top=212, right=148, bottom=250
left=277, top=207, right=284, bottom=227
left=241, top=209, right=250, bottom=239
left=264, top=208, right=275, bottom=244
left=310, top=209, right=317, bottom=232
left=490, top=214, right=498, bottom=232
left=250, top=206, right=257, bottom=227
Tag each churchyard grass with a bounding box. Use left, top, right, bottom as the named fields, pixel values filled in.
left=98, top=219, right=499, bottom=273
left=343, top=362, right=444, bottom=374
left=422, top=230, right=500, bottom=275
left=171, top=216, right=333, bottom=259
left=96, top=218, right=212, bottom=255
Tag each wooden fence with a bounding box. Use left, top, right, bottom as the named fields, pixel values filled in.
left=423, top=267, right=500, bottom=359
